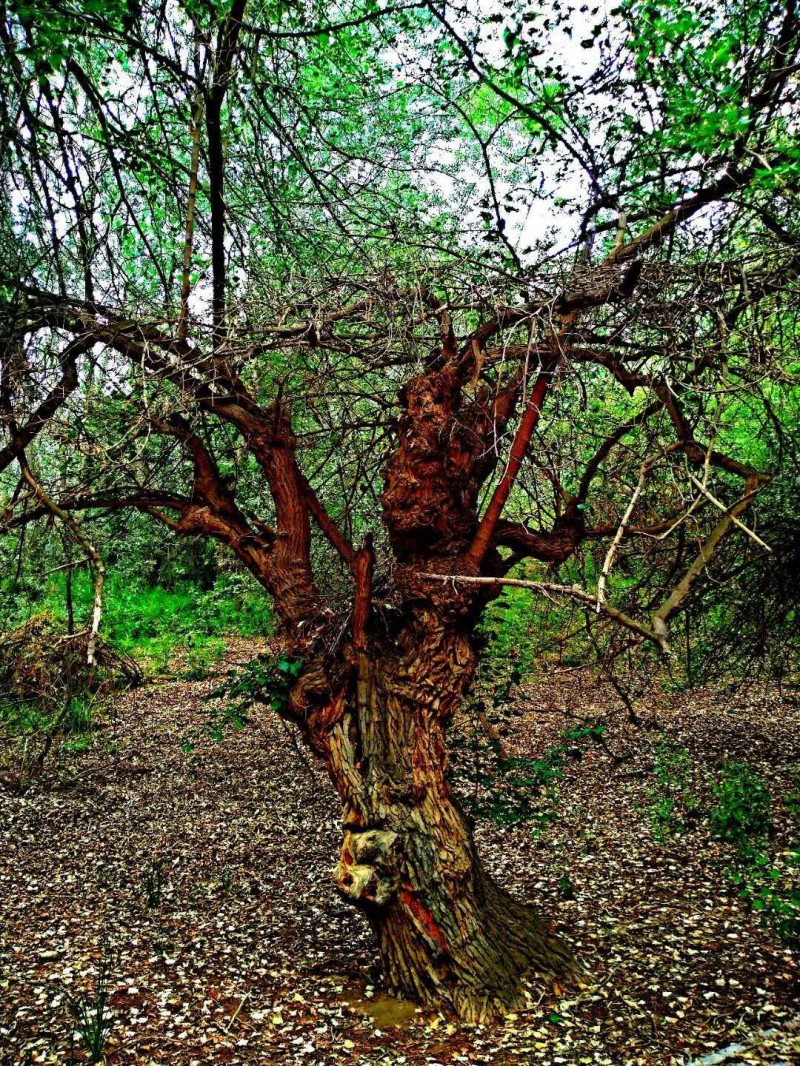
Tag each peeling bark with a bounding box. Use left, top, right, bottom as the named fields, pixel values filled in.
left=314, top=612, right=575, bottom=1022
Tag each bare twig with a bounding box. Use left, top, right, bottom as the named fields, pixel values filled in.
left=421, top=573, right=671, bottom=653
left=652, top=477, right=764, bottom=638
left=687, top=474, right=772, bottom=552
left=597, top=465, right=647, bottom=611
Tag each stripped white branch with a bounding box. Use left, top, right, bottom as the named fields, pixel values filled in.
left=596, top=443, right=683, bottom=608
left=596, top=465, right=646, bottom=611
left=422, top=573, right=671, bottom=654
left=687, top=474, right=771, bottom=552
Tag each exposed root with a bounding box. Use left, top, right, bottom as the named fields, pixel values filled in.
left=376, top=872, right=580, bottom=1024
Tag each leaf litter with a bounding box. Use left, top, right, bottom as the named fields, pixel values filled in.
left=1, top=642, right=798, bottom=1065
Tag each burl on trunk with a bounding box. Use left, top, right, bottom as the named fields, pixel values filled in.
left=267, top=361, right=577, bottom=1021
left=319, top=607, right=575, bottom=1023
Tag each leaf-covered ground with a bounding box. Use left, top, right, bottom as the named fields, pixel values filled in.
left=1, top=645, right=799, bottom=1065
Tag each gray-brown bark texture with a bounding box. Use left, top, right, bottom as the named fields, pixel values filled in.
left=324, top=619, right=575, bottom=1022
left=279, top=356, right=579, bottom=1021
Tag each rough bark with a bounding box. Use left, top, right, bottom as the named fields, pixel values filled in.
left=4, top=2, right=794, bottom=1024
left=308, top=609, right=575, bottom=1023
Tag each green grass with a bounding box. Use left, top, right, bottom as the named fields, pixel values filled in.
left=0, top=693, right=96, bottom=736
left=3, top=570, right=273, bottom=674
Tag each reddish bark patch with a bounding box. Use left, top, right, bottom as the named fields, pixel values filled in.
left=399, top=887, right=449, bottom=952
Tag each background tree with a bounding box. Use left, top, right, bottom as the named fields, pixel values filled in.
left=1, top=0, right=799, bottom=1020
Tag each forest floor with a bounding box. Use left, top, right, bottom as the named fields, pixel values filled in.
left=1, top=640, right=799, bottom=1066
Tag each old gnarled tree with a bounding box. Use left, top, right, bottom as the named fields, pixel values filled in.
left=2, top=0, right=798, bottom=1022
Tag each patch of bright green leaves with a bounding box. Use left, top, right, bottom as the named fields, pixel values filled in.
left=709, top=761, right=773, bottom=856
left=198, top=654, right=303, bottom=742
left=647, top=738, right=700, bottom=839
left=709, top=762, right=798, bottom=947
left=647, top=747, right=799, bottom=946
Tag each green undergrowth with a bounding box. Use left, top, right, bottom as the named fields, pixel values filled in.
left=647, top=744, right=800, bottom=947
left=450, top=718, right=608, bottom=837
left=3, top=570, right=273, bottom=676
left=180, top=654, right=303, bottom=749
left=711, top=762, right=800, bottom=948
left=0, top=692, right=103, bottom=788
left=1, top=692, right=97, bottom=742
left=647, top=738, right=702, bottom=839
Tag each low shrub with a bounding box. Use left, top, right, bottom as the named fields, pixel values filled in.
left=710, top=761, right=772, bottom=854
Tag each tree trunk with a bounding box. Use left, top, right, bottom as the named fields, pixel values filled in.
left=320, top=611, right=575, bottom=1022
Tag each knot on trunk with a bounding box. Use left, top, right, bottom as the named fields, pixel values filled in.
left=333, top=829, right=400, bottom=908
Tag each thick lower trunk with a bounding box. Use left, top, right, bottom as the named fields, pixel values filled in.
left=321, top=619, right=575, bottom=1022
left=334, top=790, right=574, bottom=1022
